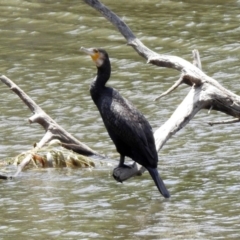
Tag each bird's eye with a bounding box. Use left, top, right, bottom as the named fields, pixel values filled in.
left=93, top=49, right=98, bottom=53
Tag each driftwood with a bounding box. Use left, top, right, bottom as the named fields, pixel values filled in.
left=83, top=0, right=240, bottom=181
left=0, top=75, right=102, bottom=177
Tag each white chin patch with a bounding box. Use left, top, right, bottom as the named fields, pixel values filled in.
left=96, top=58, right=104, bottom=67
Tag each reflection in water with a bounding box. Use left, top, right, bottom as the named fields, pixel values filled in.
left=0, top=0, right=240, bottom=239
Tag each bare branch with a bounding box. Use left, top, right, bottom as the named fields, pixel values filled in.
left=83, top=0, right=240, bottom=182
left=0, top=75, right=103, bottom=177
left=0, top=75, right=100, bottom=156
left=154, top=86, right=208, bottom=151
left=154, top=50, right=202, bottom=101
left=208, top=118, right=240, bottom=126
left=82, top=0, right=136, bottom=42
left=192, top=49, right=202, bottom=70
left=154, top=75, right=184, bottom=101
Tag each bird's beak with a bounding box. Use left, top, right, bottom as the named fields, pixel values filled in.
left=80, top=47, right=99, bottom=62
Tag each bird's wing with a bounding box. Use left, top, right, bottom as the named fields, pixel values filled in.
left=100, top=93, right=157, bottom=165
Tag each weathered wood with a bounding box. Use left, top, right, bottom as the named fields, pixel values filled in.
left=0, top=75, right=103, bottom=177
left=192, top=49, right=202, bottom=70
left=208, top=118, right=240, bottom=126
left=0, top=75, right=100, bottom=156
left=84, top=0, right=240, bottom=182
left=154, top=75, right=184, bottom=101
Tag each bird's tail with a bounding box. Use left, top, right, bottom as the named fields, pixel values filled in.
left=146, top=167, right=170, bottom=198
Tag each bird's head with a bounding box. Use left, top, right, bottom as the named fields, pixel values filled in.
left=81, top=47, right=108, bottom=68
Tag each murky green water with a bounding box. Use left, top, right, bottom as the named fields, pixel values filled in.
left=0, top=0, right=240, bottom=239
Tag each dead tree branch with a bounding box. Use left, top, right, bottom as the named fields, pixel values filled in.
left=192, top=49, right=202, bottom=70
left=84, top=0, right=240, bottom=182
left=208, top=118, right=240, bottom=126
left=154, top=75, right=184, bottom=101
left=0, top=75, right=102, bottom=177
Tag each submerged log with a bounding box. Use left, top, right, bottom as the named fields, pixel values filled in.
left=84, top=0, right=240, bottom=181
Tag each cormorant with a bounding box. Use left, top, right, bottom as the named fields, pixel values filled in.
left=81, top=47, right=170, bottom=198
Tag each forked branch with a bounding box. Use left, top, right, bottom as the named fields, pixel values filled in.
left=84, top=0, right=240, bottom=181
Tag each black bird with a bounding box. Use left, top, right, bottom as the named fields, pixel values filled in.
left=81, top=47, right=170, bottom=198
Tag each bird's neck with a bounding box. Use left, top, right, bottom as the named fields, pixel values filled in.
left=94, top=61, right=111, bottom=88
left=90, top=62, right=111, bottom=101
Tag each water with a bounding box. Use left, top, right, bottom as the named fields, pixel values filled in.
left=0, top=0, right=240, bottom=239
